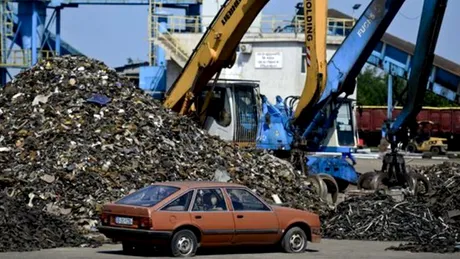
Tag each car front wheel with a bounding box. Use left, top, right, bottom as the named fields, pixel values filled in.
left=281, top=227, right=308, bottom=253
left=170, top=229, right=198, bottom=257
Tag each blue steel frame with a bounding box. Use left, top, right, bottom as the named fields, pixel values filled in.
left=0, top=0, right=201, bottom=87
left=389, top=0, right=447, bottom=133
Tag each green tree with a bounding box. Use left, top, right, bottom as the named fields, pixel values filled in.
left=356, top=67, right=387, bottom=106
left=356, top=66, right=459, bottom=107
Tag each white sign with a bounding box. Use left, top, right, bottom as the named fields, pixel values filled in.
left=255, top=52, right=283, bottom=69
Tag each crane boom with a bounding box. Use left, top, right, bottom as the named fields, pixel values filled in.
left=293, top=0, right=328, bottom=122
left=390, top=0, right=448, bottom=133
left=299, top=0, right=405, bottom=133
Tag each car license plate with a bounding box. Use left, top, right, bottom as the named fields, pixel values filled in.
left=115, top=216, right=133, bottom=225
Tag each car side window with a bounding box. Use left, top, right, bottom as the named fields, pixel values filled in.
left=161, top=190, right=194, bottom=211
left=192, top=188, right=227, bottom=211
left=226, top=188, right=270, bottom=211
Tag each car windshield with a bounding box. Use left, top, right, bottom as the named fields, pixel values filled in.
left=115, top=185, right=180, bottom=207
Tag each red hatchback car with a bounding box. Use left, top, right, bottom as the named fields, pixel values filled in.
left=98, top=181, right=321, bottom=257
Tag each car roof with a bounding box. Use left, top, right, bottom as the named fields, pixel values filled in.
left=153, top=181, right=246, bottom=189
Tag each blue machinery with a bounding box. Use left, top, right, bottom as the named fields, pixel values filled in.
left=257, top=0, right=453, bottom=193
left=256, top=0, right=407, bottom=192
left=358, top=0, right=448, bottom=193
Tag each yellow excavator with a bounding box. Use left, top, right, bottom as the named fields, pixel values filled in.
left=163, top=0, right=328, bottom=124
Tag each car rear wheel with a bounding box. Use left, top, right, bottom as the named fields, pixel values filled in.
left=170, top=229, right=198, bottom=257
left=406, top=143, right=417, bottom=153
left=281, top=227, right=307, bottom=253
left=430, top=146, right=441, bottom=155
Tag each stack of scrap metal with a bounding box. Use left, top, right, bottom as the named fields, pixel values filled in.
left=323, top=162, right=460, bottom=253
left=0, top=56, right=330, bottom=251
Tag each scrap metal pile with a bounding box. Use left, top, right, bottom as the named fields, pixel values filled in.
left=323, top=162, right=460, bottom=253
left=0, top=56, right=329, bottom=251
left=0, top=193, right=99, bottom=252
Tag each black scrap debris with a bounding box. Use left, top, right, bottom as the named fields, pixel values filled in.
left=0, top=193, right=100, bottom=252
left=0, top=56, right=329, bottom=252
left=323, top=162, right=460, bottom=253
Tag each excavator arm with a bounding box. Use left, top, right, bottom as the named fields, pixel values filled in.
left=293, top=0, right=328, bottom=123
left=164, top=0, right=327, bottom=121
left=389, top=0, right=448, bottom=133
left=259, top=0, right=406, bottom=151
left=358, top=0, right=448, bottom=195
left=163, top=0, right=271, bottom=114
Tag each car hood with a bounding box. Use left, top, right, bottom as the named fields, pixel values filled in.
left=271, top=205, right=321, bottom=228
left=430, top=137, right=447, bottom=141
left=271, top=205, right=316, bottom=217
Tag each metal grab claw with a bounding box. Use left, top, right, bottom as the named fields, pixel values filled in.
left=317, top=173, right=339, bottom=205
left=292, top=151, right=340, bottom=205
left=307, top=174, right=339, bottom=205
left=357, top=151, right=432, bottom=195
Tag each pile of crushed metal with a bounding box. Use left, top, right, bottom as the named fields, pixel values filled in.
left=0, top=56, right=329, bottom=251
left=0, top=193, right=99, bottom=252
left=323, top=162, right=460, bottom=253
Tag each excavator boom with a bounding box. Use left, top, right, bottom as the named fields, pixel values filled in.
left=293, top=0, right=328, bottom=123
left=163, top=0, right=270, bottom=113
left=358, top=0, right=448, bottom=195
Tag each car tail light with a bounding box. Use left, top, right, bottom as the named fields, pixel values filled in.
left=138, top=217, right=152, bottom=230
left=100, top=213, right=110, bottom=225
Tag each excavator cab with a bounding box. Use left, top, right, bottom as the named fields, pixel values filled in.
left=196, top=79, right=260, bottom=147
left=333, top=98, right=358, bottom=147
left=406, top=120, right=448, bottom=155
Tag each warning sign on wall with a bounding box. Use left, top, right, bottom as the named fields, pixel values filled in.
left=254, top=52, right=283, bottom=69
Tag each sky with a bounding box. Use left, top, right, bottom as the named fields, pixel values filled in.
left=53, top=0, right=460, bottom=68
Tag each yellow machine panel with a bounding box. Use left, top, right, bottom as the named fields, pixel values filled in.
left=293, top=0, right=328, bottom=123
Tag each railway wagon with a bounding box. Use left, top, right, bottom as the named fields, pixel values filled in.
left=356, top=106, right=460, bottom=149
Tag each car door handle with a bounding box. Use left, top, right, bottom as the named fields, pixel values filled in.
left=237, top=215, right=244, bottom=219
left=195, top=215, right=202, bottom=219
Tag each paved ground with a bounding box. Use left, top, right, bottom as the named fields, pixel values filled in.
left=2, top=239, right=458, bottom=259
left=353, top=157, right=449, bottom=173
left=3, top=157, right=456, bottom=259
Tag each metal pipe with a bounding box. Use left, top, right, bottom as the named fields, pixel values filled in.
left=40, top=10, right=56, bottom=51
left=56, top=8, right=61, bottom=56
left=387, top=74, right=393, bottom=120
left=31, top=1, right=37, bottom=65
